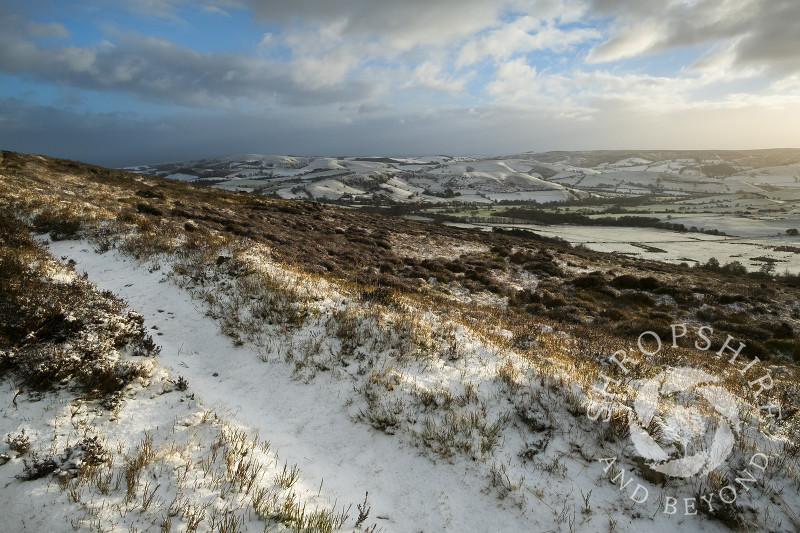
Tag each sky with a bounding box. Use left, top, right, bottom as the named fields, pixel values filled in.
left=1, top=0, right=799, bottom=166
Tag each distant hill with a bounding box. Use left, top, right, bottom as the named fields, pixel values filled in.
left=124, top=148, right=800, bottom=205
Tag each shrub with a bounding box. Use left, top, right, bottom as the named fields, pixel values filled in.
left=615, top=291, right=655, bottom=308
left=175, top=375, right=189, bottom=391
left=136, top=188, right=165, bottom=200
left=600, top=308, right=626, bottom=321
left=0, top=212, right=151, bottom=398
left=136, top=202, right=164, bottom=217
left=638, top=276, right=660, bottom=291
left=32, top=208, right=84, bottom=240
left=610, top=274, right=639, bottom=289
left=18, top=452, right=59, bottom=480
left=616, top=316, right=672, bottom=341
left=719, top=294, right=745, bottom=304
left=721, top=261, right=748, bottom=275
left=6, top=430, right=31, bottom=455
left=765, top=338, right=800, bottom=362
left=573, top=272, right=606, bottom=289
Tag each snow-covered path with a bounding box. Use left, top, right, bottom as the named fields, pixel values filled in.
left=48, top=240, right=541, bottom=532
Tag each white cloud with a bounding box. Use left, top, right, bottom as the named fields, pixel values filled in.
left=457, top=16, right=599, bottom=67
left=771, top=74, right=800, bottom=93
left=248, top=0, right=503, bottom=50
left=200, top=5, right=230, bottom=16
left=258, top=33, right=274, bottom=47
left=113, top=0, right=244, bottom=19
left=585, top=20, right=663, bottom=63
left=0, top=22, right=378, bottom=108
left=689, top=41, right=764, bottom=83
left=403, top=61, right=472, bottom=93
left=486, top=58, right=541, bottom=101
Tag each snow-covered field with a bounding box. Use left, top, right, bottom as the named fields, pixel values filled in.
left=453, top=222, right=800, bottom=272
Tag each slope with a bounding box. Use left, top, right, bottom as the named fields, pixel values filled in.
left=1, top=150, right=800, bottom=532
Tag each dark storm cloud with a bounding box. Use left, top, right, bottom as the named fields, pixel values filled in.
left=588, top=0, right=800, bottom=75
left=246, top=0, right=503, bottom=47
left=0, top=97, right=563, bottom=166
left=4, top=92, right=798, bottom=170
left=731, top=2, right=800, bottom=73
left=0, top=97, right=296, bottom=165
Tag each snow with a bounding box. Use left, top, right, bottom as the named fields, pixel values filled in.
left=130, top=153, right=800, bottom=216
left=305, top=179, right=363, bottom=199
left=454, top=222, right=800, bottom=272
left=3, top=221, right=795, bottom=531
left=609, top=158, right=652, bottom=167
left=28, top=242, right=533, bottom=532
left=379, top=176, right=424, bottom=201
left=303, top=157, right=347, bottom=171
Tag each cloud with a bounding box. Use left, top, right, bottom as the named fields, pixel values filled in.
left=247, top=0, right=503, bottom=50
left=0, top=19, right=378, bottom=108
left=403, top=61, right=472, bottom=93
left=586, top=0, right=800, bottom=76
left=6, top=95, right=798, bottom=170
left=486, top=58, right=542, bottom=101
left=357, top=102, right=393, bottom=113
left=482, top=55, right=798, bottom=121
left=456, top=16, right=599, bottom=67
left=585, top=19, right=664, bottom=63
left=2, top=0, right=800, bottom=163
left=114, top=0, right=242, bottom=19
left=200, top=5, right=231, bottom=16
left=724, top=1, right=800, bottom=74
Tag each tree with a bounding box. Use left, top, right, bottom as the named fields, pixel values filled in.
left=722, top=261, right=747, bottom=275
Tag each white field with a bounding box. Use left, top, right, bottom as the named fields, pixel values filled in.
left=305, top=179, right=363, bottom=199
left=463, top=222, right=800, bottom=272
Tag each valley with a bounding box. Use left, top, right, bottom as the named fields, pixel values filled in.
left=129, top=149, right=800, bottom=272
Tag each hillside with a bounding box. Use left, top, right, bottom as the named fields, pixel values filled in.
left=126, top=149, right=800, bottom=204
left=128, top=150, right=800, bottom=273
left=1, top=150, right=800, bottom=532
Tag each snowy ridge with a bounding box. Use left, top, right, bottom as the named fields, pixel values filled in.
left=128, top=149, right=800, bottom=205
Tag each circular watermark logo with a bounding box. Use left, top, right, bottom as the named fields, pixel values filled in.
left=586, top=324, right=782, bottom=517
left=628, top=366, right=740, bottom=478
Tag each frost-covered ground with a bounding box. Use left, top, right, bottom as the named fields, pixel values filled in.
left=37, top=240, right=534, bottom=532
